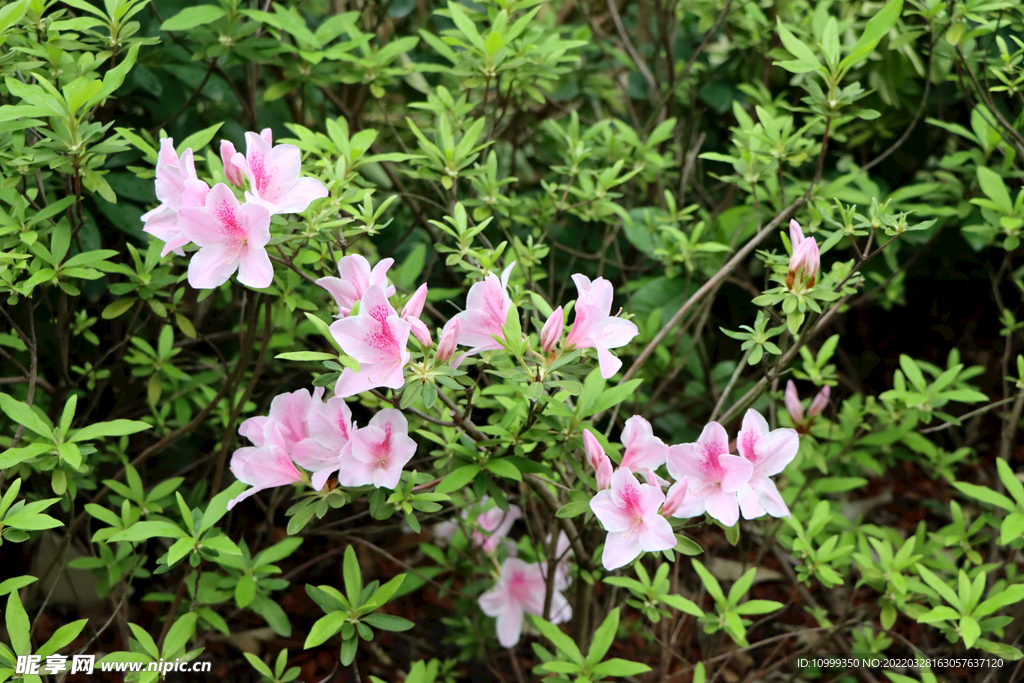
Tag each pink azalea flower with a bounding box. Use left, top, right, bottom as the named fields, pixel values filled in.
left=589, top=468, right=677, bottom=570
left=454, top=262, right=516, bottom=357
left=316, top=254, right=396, bottom=318
left=564, top=274, right=639, bottom=378
left=479, top=558, right=571, bottom=648
left=337, top=409, right=416, bottom=489
left=401, top=283, right=432, bottom=347
left=329, top=286, right=412, bottom=398
left=473, top=502, right=522, bottom=553
left=231, top=129, right=328, bottom=215
left=540, top=307, right=564, bottom=354
left=291, top=395, right=358, bottom=491
left=735, top=410, right=799, bottom=519
left=178, top=183, right=274, bottom=289
left=665, top=422, right=753, bottom=526
left=220, top=140, right=246, bottom=188
left=238, top=387, right=321, bottom=454
left=583, top=429, right=613, bottom=491
left=619, top=415, right=668, bottom=474
left=141, top=139, right=210, bottom=257
left=436, top=318, right=460, bottom=362
left=227, top=444, right=303, bottom=510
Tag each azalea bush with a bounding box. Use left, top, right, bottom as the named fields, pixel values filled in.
left=3, top=0, right=1024, bottom=681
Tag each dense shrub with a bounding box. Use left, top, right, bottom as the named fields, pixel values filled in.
left=1, top=0, right=1024, bottom=681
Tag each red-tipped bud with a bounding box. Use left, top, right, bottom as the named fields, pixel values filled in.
left=540, top=306, right=564, bottom=354
left=807, top=385, right=830, bottom=418
left=220, top=140, right=245, bottom=187
left=785, top=380, right=804, bottom=423
left=436, top=318, right=460, bottom=362
left=661, top=477, right=690, bottom=518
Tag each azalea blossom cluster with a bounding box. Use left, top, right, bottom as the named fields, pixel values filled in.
left=142, top=130, right=328, bottom=290
left=433, top=501, right=571, bottom=648
left=786, top=219, right=820, bottom=291
left=317, top=258, right=641, bottom=405
left=587, top=411, right=798, bottom=570
left=226, top=387, right=416, bottom=510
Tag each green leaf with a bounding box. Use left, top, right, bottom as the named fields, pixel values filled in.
left=916, top=605, right=960, bottom=622
left=586, top=379, right=644, bottom=416
left=176, top=123, right=224, bottom=156
left=585, top=607, right=619, bottom=666
left=435, top=464, right=481, bottom=494
left=201, top=534, right=241, bottom=555
left=590, top=658, right=652, bottom=676
left=530, top=615, right=583, bottom=664
left=305, top=612, right=346, bottom=648
left=243, top=652, right=274, bottom=679
left=838, top=0, right=903, bottom=72
left=102, top=298, right=137, bottom=319
left=556, top=500, right=592, bottom=518
left=916, top=565, right=961, bottom=611
left=199, top=481, right=247, bottom=534
left=484, top=458, right=521, bottom=481
left=974, top=583, right=1024, bottom=617
left=161, top=5, right=226, bottom=31
left=362, top=614, right=414, bottom=631
left=0, top=393, right=53, bottom=438
left=734, top=599, right=784, bottom=615
left=959, top=615, right=980, bottom=648
left=999, top=513, right=1024, bottom=544
left=236, top=575, right=257, bottom=608
left=997, top=458, right=1024, bottom=505
left=276, top=351, right=338, bottom=362
left=343, top=545, right=362, bottom=603
left=70, top=419, right=151, bottom=442
left=6, top=590, right=30, bottom=655
left=691, top=560, right=725, bottom=604
left=661, top=594, right=704, bottom=617
left=776, top=23, right=821, bottom=72
left=953, top=482, right=1015, bottom=511
left=162, top=612, right=197, bottom=656
left=108, top=520, right=188, bottom=543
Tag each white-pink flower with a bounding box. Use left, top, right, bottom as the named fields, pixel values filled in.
left=329, top=285, right=412, bottom=398
left=231, top=129, right=328, bottom=215
left=473, top=502, right=522, bottom=553
left=220, top=139, right=246, bottom=188
left=178, top=183, right=274, bottom=289
left=666, top=423, right=753, bottom=526
left=735, top=409, right=798, bottom=519
left=454, top=262, right=516, bottom=357
left=238, top=387, right=321, bottom=454
left=478, top=557, right=571, bottom=648
left=291, top=395, right=358, bottom=491
left=589, top=468, right=676, bottom=570
left=565, top=274, right=639, bottom=378
left=317, top=254, right=396, bottom=318
left=141, top=139, right=210, bottom=257
left=337, top=409, right=416, bottom=489
left=401, top=283, right=432, bottom=347
left=227, top=444, right=303, bottom=510
left=619, top=415, right=668, bottom=474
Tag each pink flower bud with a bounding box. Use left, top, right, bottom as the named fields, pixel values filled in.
left=437, top=318, right=460, bottom=362
left=787, top=236, right=820, bottom=290
left=540, top=306, right=563, bottom=354
left=596, top=458, right=613, bottom=492
left=785, top=380, right=804, bottom=423
left=401, top=283, right=432, bottom=347
left=807, top=385, right=830, bottom=418
left=220, top=140, right=245, bottom=187
left=260, top=128, right=273, bottom=145
left=661, top=477, right=689, bottom=518
left=583, top=429, right=613, bottom=491
left=789, top=219, right=805, bottom=249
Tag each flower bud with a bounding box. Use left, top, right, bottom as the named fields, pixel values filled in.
left=402, top=283, right=432, bottom=347
left=787, top=236, right=820, bottom=290
left=260, top=127, right=273, bottom=145
left=540, top=306, right=563, bottom=354
left=220, top=140, right=245, bottom=187
left=785, top=380, right=804, bottom=423
left=661, top=477, right=690, bottom=518
left=436, top=318, right=460, bottom=362
left=583, top=429, right=613, bottom=491
left=807, top=385, right=830, bottom=418
left=789, top=219, right=805, bottom=249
